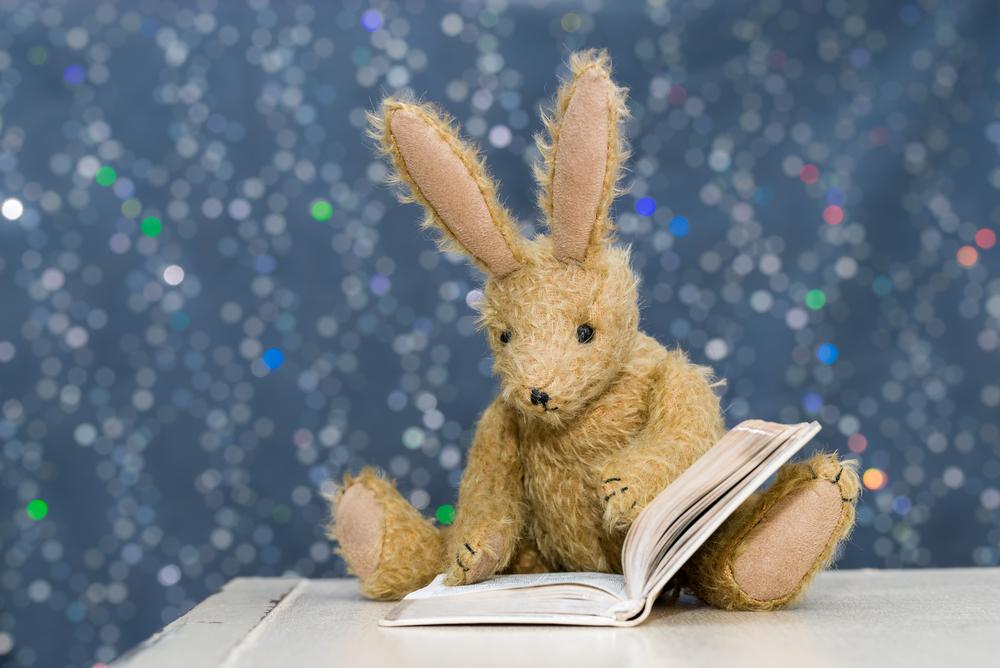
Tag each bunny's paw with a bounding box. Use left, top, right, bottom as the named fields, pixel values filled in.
left=443, top=528, right=505, bottom=586
left=600, top=476, right=641, bottom=532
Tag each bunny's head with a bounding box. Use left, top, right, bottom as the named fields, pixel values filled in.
left=372, top=51, right=639, bottom=427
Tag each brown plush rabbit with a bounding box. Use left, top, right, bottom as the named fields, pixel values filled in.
left=329, top=50, right=859, bottom=610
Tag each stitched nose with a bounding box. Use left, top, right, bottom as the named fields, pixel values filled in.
left=530, top=388, right=549, bottom=406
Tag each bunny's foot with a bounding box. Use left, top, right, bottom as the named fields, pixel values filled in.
left=328, top=467, right=444, bottom=600
left=684, top=453, right=860, bottom=610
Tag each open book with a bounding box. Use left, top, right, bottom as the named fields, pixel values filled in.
left=381, top=420, right=822, bottom=627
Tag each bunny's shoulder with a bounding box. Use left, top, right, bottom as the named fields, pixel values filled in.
left=630, top=332, right=719, bottom=392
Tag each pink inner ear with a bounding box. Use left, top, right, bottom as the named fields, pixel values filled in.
left=551, top=69, right=611, bottom=263
left=390, top=109, right=521, bottom=277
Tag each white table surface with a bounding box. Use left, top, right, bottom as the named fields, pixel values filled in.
left=114, top=568, right=1000, bottom=668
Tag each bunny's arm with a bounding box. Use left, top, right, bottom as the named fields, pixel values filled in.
left=442, top=398, right=525, bottom=585
left=598, top=350, right=725, bottom=532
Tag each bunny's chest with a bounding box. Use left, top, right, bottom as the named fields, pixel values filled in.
left=518, top=399, right=649, bottom=571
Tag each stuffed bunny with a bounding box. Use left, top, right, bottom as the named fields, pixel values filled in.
left=329, top=50, right=859, bottom=611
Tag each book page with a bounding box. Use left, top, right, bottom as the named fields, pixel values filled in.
left=380, top=573, right=641, bottom=627
left=381, top=597, right=642, bottom=627
left=404, top=572, right=628, bottom=601
left=621, top=420, right=783, bottom=573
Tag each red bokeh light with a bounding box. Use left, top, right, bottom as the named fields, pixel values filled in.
left=799, top=164, right=819, bottom=184
left=823, top=205, right=844, bottom=225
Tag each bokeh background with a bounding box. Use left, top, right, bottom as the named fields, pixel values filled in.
left=1, top=0, right=998, bottom=665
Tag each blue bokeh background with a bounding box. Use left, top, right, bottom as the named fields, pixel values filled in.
left=1, top=1, right=998, bottom=665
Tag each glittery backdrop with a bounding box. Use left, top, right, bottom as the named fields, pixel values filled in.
left=1, top=0, right=999, bottom=665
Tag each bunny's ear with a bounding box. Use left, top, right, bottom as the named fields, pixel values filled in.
left=371, top=98, right=524, bottom=277
left=534, top=50, right=629, bottom=264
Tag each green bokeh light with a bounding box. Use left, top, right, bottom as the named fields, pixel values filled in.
left=805, top=289, right=826, bottom=310
left=95, top=165, right=117, bottom=186
left=141, top=216, right=163, bottom=237
left=435, top=504, right=456, bottom=526
left=26, top=499, right=48, bottom=521
left=311, top=199, right=333, bottom=222
left=561, top=12, right=582, bottom=32
left=27, top=46, right=47, bottom=65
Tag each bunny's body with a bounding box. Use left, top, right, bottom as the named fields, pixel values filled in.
left=330, top=51, right=859, bottom=611
left=515, top=333, right=712, bottom=574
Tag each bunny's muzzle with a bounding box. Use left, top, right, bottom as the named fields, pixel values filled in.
left=529, top=388, right=558, bottom=412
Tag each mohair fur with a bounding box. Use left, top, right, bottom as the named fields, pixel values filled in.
left=328, top=50, right=859, bottom=609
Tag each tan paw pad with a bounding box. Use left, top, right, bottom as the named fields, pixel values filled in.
left=334, top=484, right=385, bottom=580
left=731, top=478, right=845, bottom=602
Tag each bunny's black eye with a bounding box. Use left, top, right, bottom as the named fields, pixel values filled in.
left=499, top=329, right=512, bottom=345
left=576, top=324, right=595, bottom=344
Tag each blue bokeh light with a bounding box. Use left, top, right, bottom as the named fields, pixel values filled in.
left=263, top=348, right=285, bottom=370
left=816, top=343, right=840, bottom=365
left=635, top=196, right=656, bottom=216
left=63, top=64, right=85, bottom=85
left=361, top=9, right=383, bottom=32
left=802, top=392, right=823, bottom=414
